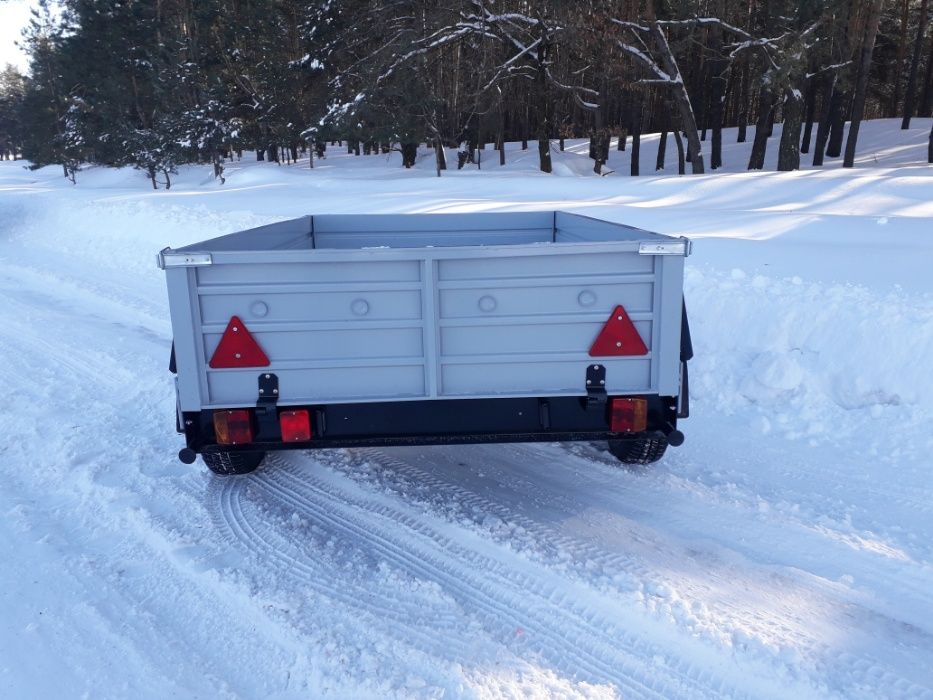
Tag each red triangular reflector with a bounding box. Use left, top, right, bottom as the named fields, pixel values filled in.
left=209, top=316, right=270, bottom=368
left=589, top=305, right=648, bottom=357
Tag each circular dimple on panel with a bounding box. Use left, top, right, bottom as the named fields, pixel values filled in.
left=578, top=290, right=597, bottom=307
left=478, top=295, right=498, bottom=312
left=351, top=298, right=370, bottom=316
left=250, top=301, right=269, bottom=318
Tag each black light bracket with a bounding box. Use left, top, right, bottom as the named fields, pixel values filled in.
left=256, top=372, right=280, bottom=440
left=584, top=363, right=607, bottom=409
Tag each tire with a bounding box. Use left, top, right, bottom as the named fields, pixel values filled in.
left=201, top=451, right=266, bottom=476
left=607, top=435, right=668, bottom=465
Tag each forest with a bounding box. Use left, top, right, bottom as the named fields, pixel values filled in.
left=0, top=0, right=931, bottom=186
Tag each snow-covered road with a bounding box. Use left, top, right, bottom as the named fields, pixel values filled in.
left=1, top=120, right=932, bottom=698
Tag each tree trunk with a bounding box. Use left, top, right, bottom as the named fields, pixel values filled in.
left=891, top=0, right=911, bottom=117
left=648, top=24, right=705, bottom=174
left=801, top=78, right=817, bottom=154
left=213, top=154, right=226, bottom=183
left=497, top=90, right=506, bottom=165
left=535, top=36, right=552, bottom=174
left=673, top=128, right=686, bottom=174
left=708, top=16, right=727, bottom=170
left=618, top=97, right=628, bottom=151
left=737, top=56, right=749, bottom=142
left=901, top=0, right=930, bottom=128
left=921, top=34, right=933, bottom=115
left=257, top=149, right=265, bottom=161
left=434, top=137, right=447, bottom=176
left=537, top=132, right=552, bottom=173
left=748, top=89, right=773, bottom=170
left=844, top=0, right=884, bottom=168
left=630, top=94, right=642, bottom=176
left=655, top=130, right=667, bottom=170
left=148, top=166, right=158, bottom=190
left=778, top=87, right=804, bottom=171
left=825, top=89, right=848, bottom=158
left=928, top=122, right=932, bottom=162
left=401, top=142, right=417, bottom=168
left=812, top=72, right=837, bottom=166
left=592, top=95, right=604, bottom=173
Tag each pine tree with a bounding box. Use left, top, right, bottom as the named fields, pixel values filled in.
left=0, top=66, right=27, bottom=159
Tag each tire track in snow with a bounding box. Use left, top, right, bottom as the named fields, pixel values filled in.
left=214, top=469, right=474, bottom=647
left=216, top=454, right=773, bottom=700
left=313, top=445, right=933, bottom=698
left=551, top=441, right=933, bottom=627
left=323, top=446, right=661, bottom=590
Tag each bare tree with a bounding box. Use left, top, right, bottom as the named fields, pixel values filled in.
left=901, top=0, right=930, bottom=128
left=843, top=0, right=885, bottom=167
left=613, top=19, right=705, bottom=173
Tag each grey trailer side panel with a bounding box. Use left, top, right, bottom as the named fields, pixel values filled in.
left=656, top=255, right=686, bottom=396
left=313, top=211, right=554, bottom=249
left=165, top=267, right=205, bottom=411
left=174, top=216, right=313, bottom=253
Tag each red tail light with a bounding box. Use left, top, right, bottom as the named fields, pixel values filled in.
left=609, top=398, right=648, bottom=433
left=279, top=410, right=312, bottom=442
left=213, top=409, right=254, bottom=445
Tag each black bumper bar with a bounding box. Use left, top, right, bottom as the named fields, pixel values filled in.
left=181, top=394, right=680, bottom=454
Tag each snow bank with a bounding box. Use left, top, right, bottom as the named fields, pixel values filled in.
left=686, top=266, right=933, bottom=435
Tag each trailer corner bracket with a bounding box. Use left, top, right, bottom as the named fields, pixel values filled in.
left=157, top=248, right=213, bottom=269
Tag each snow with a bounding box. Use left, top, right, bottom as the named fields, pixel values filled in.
left=0, top=118, right=931, bottom=698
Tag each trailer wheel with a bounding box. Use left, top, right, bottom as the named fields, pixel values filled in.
left=202, top=451, right=266, bottom=476
left=608, top=435, right=668, bottom=465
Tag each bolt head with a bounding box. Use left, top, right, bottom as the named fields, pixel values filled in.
left=617, top=316, right=622, bottom=321
left=615, top=341, right=622, bottom=348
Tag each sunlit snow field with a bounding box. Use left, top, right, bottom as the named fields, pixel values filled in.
left=0, top=118, right=931, bottom=699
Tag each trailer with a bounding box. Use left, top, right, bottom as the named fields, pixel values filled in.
left=158, top=212, right=693, bottom=475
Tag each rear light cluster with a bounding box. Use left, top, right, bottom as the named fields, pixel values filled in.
left=609, top=397, right=647, bottom=433
left=279, top=410, right=312, bottom=442
left=213, top=410, right=254, bottom=445
left=212, top=408, right=312, bottom=445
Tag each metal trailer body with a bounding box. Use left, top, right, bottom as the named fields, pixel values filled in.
left=159, top=211, right=691, bottom=467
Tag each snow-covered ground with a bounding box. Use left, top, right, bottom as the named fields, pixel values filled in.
left=0, top=118, right=931, bottom=699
